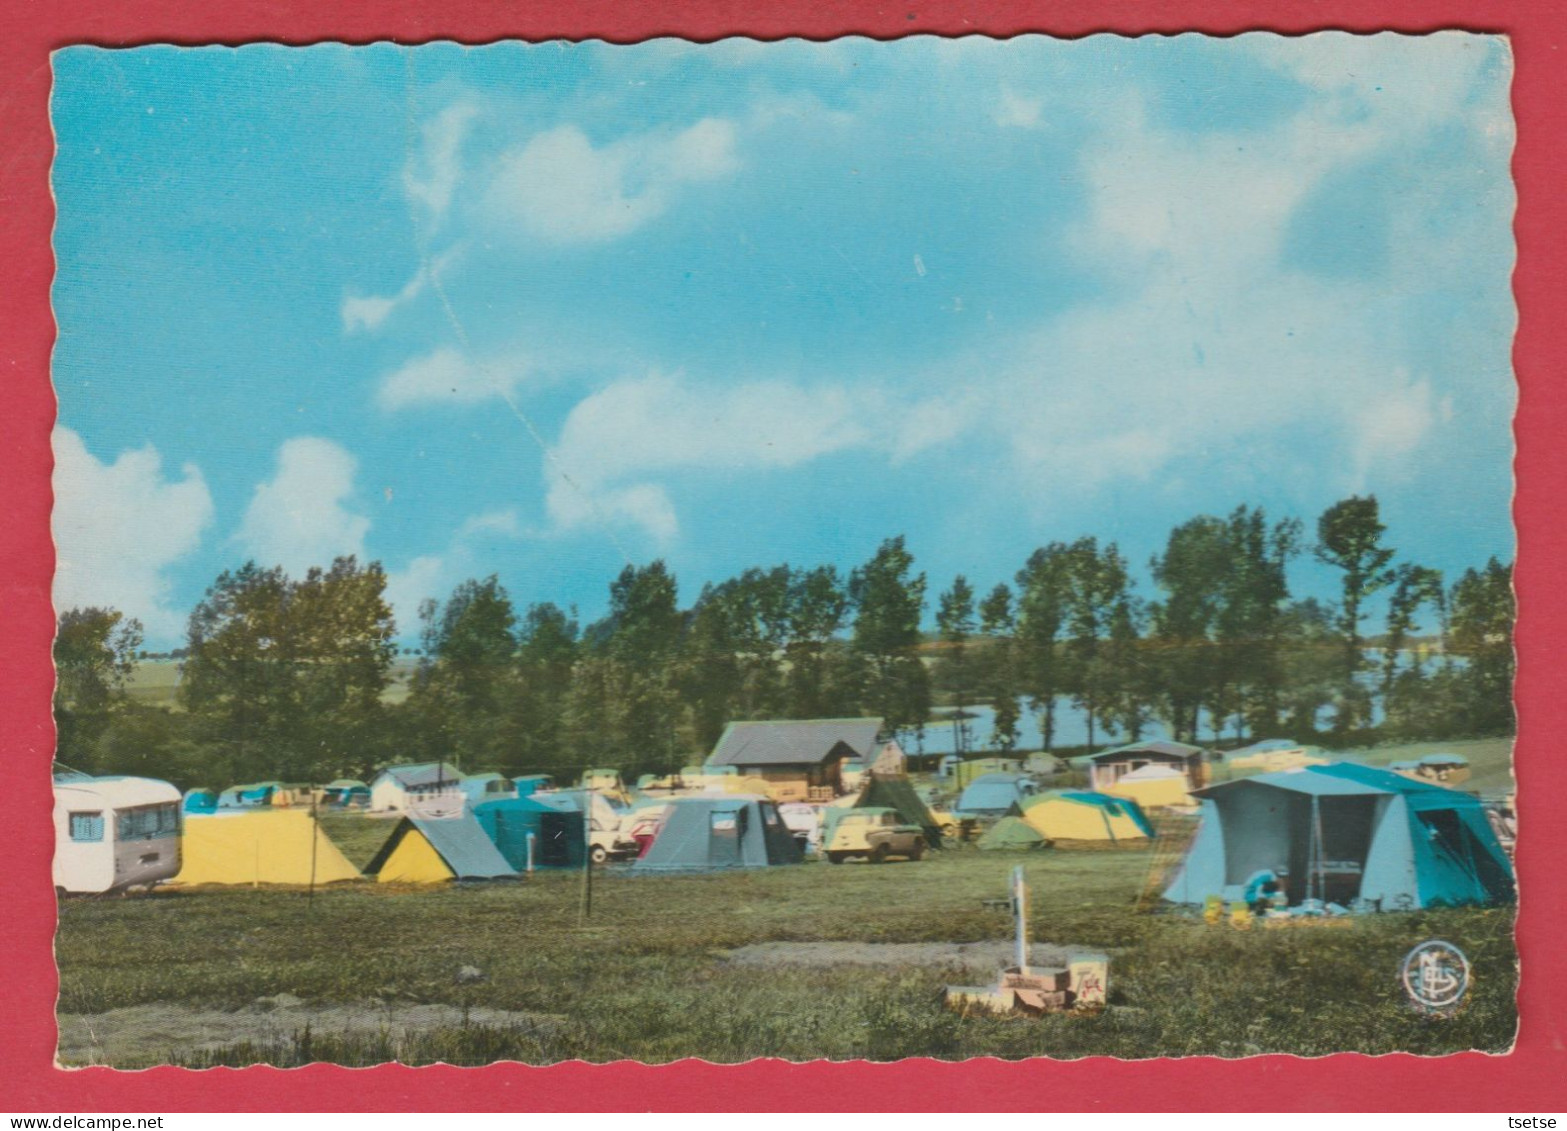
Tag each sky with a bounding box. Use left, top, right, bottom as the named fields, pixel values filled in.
left=49, top=34, right=1517, bottom=648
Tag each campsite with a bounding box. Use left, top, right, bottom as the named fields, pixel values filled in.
left=53, top=735, right=1517, bottom=1067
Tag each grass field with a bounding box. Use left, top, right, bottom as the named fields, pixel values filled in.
left=56, top=831, right=1517, bottom=1067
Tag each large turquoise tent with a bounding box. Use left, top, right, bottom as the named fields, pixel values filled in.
left=1163, top=762, right=1513, bottom=909
left=473, top=796, right=586, bottom=870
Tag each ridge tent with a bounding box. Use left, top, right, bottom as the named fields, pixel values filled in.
left=955, top=773, right=1039, bottom=818
left=366, top=813, right=518, bottom=883
left=174, top=810, right=361, bottom=886
left=1019, top=791, right=1155, bottom=842
left=633, top=797, right=803, bottom=872
left=977, top=816, right=1048, bottom=851
left=1162, top=762, right=1514, bottom=909
left=856, top=774, right=944, bottom=846
left=1105, top=764, right=1190, bottom=808
left=473, top=796, right=586, bottom=870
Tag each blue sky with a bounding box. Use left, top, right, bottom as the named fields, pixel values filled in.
left=49, top=34, right=1516, bottom=647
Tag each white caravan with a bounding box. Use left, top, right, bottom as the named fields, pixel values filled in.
left=53, top=774, right=183, bottom=894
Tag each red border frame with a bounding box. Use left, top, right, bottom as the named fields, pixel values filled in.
left=3, top=1, right=1564, bottom=1112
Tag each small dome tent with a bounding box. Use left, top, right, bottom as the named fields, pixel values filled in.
left=1019, top=791, right=1154, bottom=842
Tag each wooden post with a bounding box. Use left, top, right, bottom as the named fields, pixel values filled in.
left=1013, top=865, right=1029, bottom=975
left=579, top=794, right=593, bottom=924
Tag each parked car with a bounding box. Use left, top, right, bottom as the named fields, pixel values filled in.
left=824, top=807, right=925, bottom=864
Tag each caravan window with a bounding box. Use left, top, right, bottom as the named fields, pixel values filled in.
left=69, top=812, right=104, bottom=842
left=116, top=803, right=179, bottom=841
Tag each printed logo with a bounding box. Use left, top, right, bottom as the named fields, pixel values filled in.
left=1401, top=940, right=1471, bottom=1016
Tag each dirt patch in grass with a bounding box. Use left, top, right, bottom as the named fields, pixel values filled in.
left=720, top=940, right=1079, bottom=972
left=58, top=998, right=563, bottom=1067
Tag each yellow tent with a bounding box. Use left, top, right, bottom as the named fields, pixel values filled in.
left=1105, top=766, right=1190, bottom=808
left=1019, top=791, right=1154, bottom=842
left=173, top=810, right=362, bottom=886
left=374, top=825, right=454, bottom=883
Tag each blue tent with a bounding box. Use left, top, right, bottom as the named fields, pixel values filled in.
left=183, top=788, right=218, bottom=814
left=1164, top=762, right=1513, bottom=909
left=955, top=773, right=1039, bottom=818
left=634, top=797, right=802, bottom=872
left=474, top=796, right=587, bottom=870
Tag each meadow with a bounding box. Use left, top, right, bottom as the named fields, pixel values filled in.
left=55, top=822, right=1517, bottom=1068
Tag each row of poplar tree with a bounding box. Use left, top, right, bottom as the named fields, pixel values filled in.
left=52, top=494, right=1514, bottom=790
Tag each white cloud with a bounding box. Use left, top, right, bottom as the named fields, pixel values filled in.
left=544, top=372, right=869, bottom=542
left=342, top=245, right=464, bottom=335
left=52, top=428, right=214, bottom=642
left=995, top=89, right=1043, bottom=129
left=376, top=346, right=535, bottom=410
left=971, top=46, right=1506, bottom=507
left=485, top=118, right=739, bottom=244
left=404, top=103, right=479, bottom=229
left=235, top=438, right=370, bottom=575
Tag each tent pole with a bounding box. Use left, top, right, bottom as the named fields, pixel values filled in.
left=308, top=787, right=319, bottom=914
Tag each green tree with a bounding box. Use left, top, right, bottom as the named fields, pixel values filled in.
left=977, top=583, right=1020, bottom=753
left=783, top=565, right=854, bottom=718
left=848, top=537, right=930, bottom=736
left=53, top=607, right=144, bottom=772
left=406, top=576, right=520, bottom=772
left=1014, top=543, right=1072, bottom=752
left=1447, top=557, right=1514, bottom=736
left=180, top=557, right=396, bottom=783
left=1314, top=495, right=1396, bottom=735
left=1060, top=538, right=1133, bottom=751
left=935, top=575, right=977, bottom=755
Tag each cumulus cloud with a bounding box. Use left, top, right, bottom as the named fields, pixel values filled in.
left=235, top=438, right=370, bottom=575
left=539, top=372, right=973, bottom=544
left=404, top=103, right=479, bottom=228
left=975, top=41, right=1509, bottom=505
left=376, top=346, right=536, bottom=410
left=342, top=245, right=464, bottom=335
left=485, top=118, right=740, bottom=244
left=52, top=428, right=214, bottom=642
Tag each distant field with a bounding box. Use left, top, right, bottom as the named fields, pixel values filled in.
left=55, top=836, right=1515, bottom=1067
left=125, top=658, right=423, bottom=707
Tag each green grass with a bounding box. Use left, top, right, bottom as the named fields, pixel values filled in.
left=56, top=845, right=1516, bottom=1067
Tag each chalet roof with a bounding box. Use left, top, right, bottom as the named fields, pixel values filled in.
left=375, top=762, right=463, bottom=789
left=1073, top=740, right=1206, bottom=766
left=708, top=718, right=884, bottom=768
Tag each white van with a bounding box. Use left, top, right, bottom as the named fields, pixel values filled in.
left=53, top=774, right=183, bottom=894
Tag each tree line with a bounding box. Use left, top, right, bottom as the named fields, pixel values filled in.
left=52, top=494, right=1515, bottom=789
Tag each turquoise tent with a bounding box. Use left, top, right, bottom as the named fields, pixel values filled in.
left=1163, top=762, right=1513, bottom=909
left=183, top=787, right=218, bottom=814
left=634, top=797, right=802, bottom=872
left=474, top=796, right=587, bottom=870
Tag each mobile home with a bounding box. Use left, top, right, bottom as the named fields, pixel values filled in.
left=53, top=774, right=183, bottom=894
